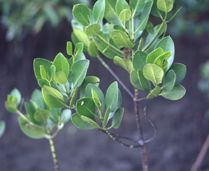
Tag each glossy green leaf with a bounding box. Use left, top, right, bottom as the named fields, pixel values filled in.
left=77, top=98, right=96, bottom=119
left=162, top=70, right=176, bottom=91
left=111, top=108, right=124, bottom=129
left=110, top=30, right=134, bottom=49
left=42, top=86, right=65, bottom=108
left=31, top=89, right=45, bottom=109
left=93, top=0, right=105, bottom=23
left=70, top=60, right=90, bottom=89
left=161, top=84, right=186, bottom=100
left=73, top=4, right=91, bottom=26
left=171, top=63, right=186, bottom=83
left=156, top=36, right=175, bottom=70
left=73, top=28, right=90, bottom=47
left=143, top=64, right=164, bottom=85
left=18, top=116, right=46, bottom=139
left=72, top=114, right=99, bottom=130
left=157, top=0, right=174, bottom=13
left=133, top=51, right=147, bottom=71
left=105, top=82, right=122, bottom=112
left=146, top=48, right=164, bottom=63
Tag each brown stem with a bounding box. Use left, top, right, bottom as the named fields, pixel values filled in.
left=134, top=89, right=149, bottom=171
left=191, top=133, right=209, bottom=171
left=48, top=138, right=60, bottom=171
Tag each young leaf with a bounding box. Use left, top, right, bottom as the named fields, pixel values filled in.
left=161, top=84, right=186, bottom=100
left=66, top=41, right=73, bottom=56
left=61, top=109, right=72, bottom=123
left=171, top=63, right=186, bottom=83
left=111, top=108, right=124, bottom=129
left=18, top=116, right=46, bottom=139
left=113, top=56, right=133, bottom=73
left=70, top=60, right=90, bottom=89
left=105, top=82, right=121, bottom=112
left=119, top=9, right=131, bottom=22
left=42, top=86, right=65, bottom=108
left=72, top=4, right=91, bottom=26
left=53, top=53, right=70, bottom=84
left=162, top=70, right=176, bottom=91
left=73, top=28, right=90, bottom=47
left=115, top=0, right=130, bottom=15
left=143, top=64, right=164, bottom=85
left=157, top=0, right=174, bottom=13
left=72, top=114, right=99, bottom=130
left=92, top=0, right=105, bottom=23
left=88, top=41, right=98, bottom=57
left=146, top=48, right=164, bottom=63
left=31, top=89, right=45, bottom=109
left=156, top=36, right=175, bottom=70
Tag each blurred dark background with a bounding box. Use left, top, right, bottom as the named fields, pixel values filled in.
left=0, top=0, right=209, bottom=171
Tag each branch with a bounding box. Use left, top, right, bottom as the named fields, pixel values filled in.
left=97, top=55, right=134, bottom=99
left=99, top=129, right=142, bottom=149
left=48, top=138, right=60, bottom=171
left=191, top=133, right=209, bottom=171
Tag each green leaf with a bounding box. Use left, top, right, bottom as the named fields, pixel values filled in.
left=115, top=0, right=130, bottom=15
left=110, top=30, right=134, bottom=49
left=18, top=116, right=46, bottom=139
left=111, top=108, right=124, bottom=129
left=85, top=24, right=101, bottom=36
left=113, top=56, right=133, bottom=73
left=130, top=0, right=146, bottom=16
left=93, top=0, right=105, bottom=23
left=171, top=63, right=186, bottom=83
left=53, top=53, right=70, bottom=84
left=157, top=0, right=174, bottom=13
left=42, top=86, right=65, bottom=108
left=105, top=0, right=121, bottom=26
left=31, top=89, right=45, bottom=109
left=66, top=41, right=73, bottom=56
left=147, top=86, right=161, bottom=99
left=143, top=64, right=164, bottom=85
left=156, top=36, right=175, bottom=70
left=119, top=9, right=131, bottom=22
left=146, top=48, right=164, bottom=63
left=33, top=109, right=49, bottom=125
left=135, top=1, right=153, bottom=33
left=161, top=84, right=186, bottom=100
left=88, top=41, right=98, bottom=57
left=72, top=4, right=91, bottom=26
left=33, top=58, right=52, bottom=81
left=5, top=89, right=22, bottom=113
left=133, top=51, right=147, bottom=71
left=61, top=109, right=72, bottom=123
left=0, top=121, right=5, bottom=138
left=162, top=70, right=176, bottom=91
left=77, top=98, right=96, bottom=119
left=70, top=60, right=90, bottom=89
left=105, top=82, right=122, bottom=112
left=130, top=70, right=150, bottom=91
left=73, top=28, right=90, bottom=47
left=72, top=114, right=99, bottom=130
left=94, top=33, right=122, bottom=59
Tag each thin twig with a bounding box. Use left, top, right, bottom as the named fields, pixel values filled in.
left=191, top=133, right=209, bottom=171
left=48, top=138, right=60, bottom=171
left=97, top=55, right=134, bottom=99
left=99, top=129, right=142, bottom=149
